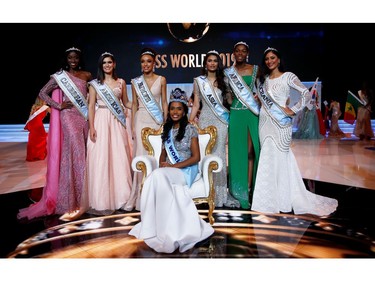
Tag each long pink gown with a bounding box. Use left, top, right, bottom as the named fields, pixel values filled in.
left=18, top=72, right=88, bottom=218
left=83, top=79, right=133, bottom=215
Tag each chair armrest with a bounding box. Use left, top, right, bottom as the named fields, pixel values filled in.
left=200, top=154, right=223, bottom=188
left=131, top=155, right=158, bottom=178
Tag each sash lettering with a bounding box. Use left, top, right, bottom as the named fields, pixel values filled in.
left=224, top=66, right=260, bottom=115
left=165, top=129, right=198, bottom=187
left=132, top=76, right=163, bottom=125
left=52, top=70, right=89, bottom=120
left=89, top=80, right=126, bottom=127
left=195, top=76, right=229, bottom=125
left=258, top=80, right=292, bottom=127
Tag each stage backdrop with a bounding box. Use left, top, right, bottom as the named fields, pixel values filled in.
left=1, top=23, right=374, bottom=124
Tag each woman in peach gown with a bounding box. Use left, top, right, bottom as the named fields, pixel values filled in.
left=124, top=47, right=168, bottom=211
left=82, top=52, right=133, bottom=216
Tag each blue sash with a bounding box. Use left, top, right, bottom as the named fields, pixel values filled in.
left=132, top=75, right=163, bottom=125
left=258, top=79, right=293, bottom=127
left=52, top=70, right=89, bottom=120
left=165, top=130, right=198, bottom=188
left=195, top=76, right=229, bottom=125
left=89, top=79, right=126, bottom=127
left=224, top=66, right=260, bottom=115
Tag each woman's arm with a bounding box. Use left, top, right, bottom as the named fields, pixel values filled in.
left=121, top=79, right=132, bottom=109
left=160, top=76, right=169, bottom=122
left=88, top=85, right=97, bottom=142
left=189, top=80, right=200, bottom=123
left=131, top=83, right=138, bottom=138
left=38, top=78, right=62, bottom=110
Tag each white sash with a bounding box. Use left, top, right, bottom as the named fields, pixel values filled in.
left=258, top=79, right=293, bottom=127
left=224, top=65, right=260, bottom=115
left=25, top=105, right=49, bottom=127
left=165, top=129, right=198, bottom=188
left=89, top=79, right=126, bottom=127
left=194, top=76, right=229, bottom=125
left=52, top=70, right=89, bottom=120
left=132, top=75, right=163, bottom=125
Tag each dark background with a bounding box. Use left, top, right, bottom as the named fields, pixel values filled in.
left=1, top=23, right=374, bottom=124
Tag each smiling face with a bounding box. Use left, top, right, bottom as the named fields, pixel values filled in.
left=169, top=101, right=186, bottom=122
left=140, top=54, right=155, bottom=74
left=66, top=51, right=81, bottom=70
left=205, top=54, right=219, bottom=72
left=233, top=44, right=249, bottom=63
left=102, top=56, right=115, bottom=74
left=264, top=51, right=280, bottom=71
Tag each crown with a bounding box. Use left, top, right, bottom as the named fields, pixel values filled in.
left=234, top=41, right=249, bottom=49
left=65, top=47, right=81, bottom=53
left=207, top=50, right=219, bottom=56
left=169, top=88, right=188, bottom=105
left=141, top=50, right=155, bottom=57
left=264, top=47, right=278, bottom=54
left=101, top=51, right=114, bottom=57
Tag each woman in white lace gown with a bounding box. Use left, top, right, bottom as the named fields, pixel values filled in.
left=251, top=47, right=338, bottom=216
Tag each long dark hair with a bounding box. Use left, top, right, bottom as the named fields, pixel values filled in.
left=201, top=51, right=229, bottom=108
left=161, top=101, right=189, bottom=143
left=259, top=47, right=285, bottom=85
left=96, top=52, right=118, bottom=84
left=201, top=52, right=226, bottom=93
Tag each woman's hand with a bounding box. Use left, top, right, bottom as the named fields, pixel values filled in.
left=90, top=128, right=97, bottom=143
left=283, top=106, right=295, bottom=117
left=160, top=161, right=172, bottom=168
left=61, top=100, right=73, bottom=110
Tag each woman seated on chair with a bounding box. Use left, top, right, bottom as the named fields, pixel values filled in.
left=129, top=88, right=214, bottom=253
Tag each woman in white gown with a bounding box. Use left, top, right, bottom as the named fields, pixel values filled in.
left=129, top=88, right=214, bottom=253
left=252, top=47, right=338, bottom=216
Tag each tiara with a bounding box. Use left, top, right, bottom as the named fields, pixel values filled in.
left=101, top=51, right=114, bottom=57
left=234, top=41, right=249, bottom=49
left=169, top=88, right=188, bottom=105
left=264, top=47, right=278, bottom=53
left=141, top=50, right=155, bottom=57
left=207, top=50, right=219, bottom=56
left=66, top=47, right=81, bottom=53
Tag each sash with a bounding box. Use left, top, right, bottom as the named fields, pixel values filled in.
left=258, top=79, right=293, bottom=127
left=25, top=105, right=49, bottom=127
left=194, top=76, right=229, bottom=125
left=89, top=79, right=126, bottom=127
left=165, top=130, right=198, bottom=188
left=132, top=75, right=163, bottom=125
left=224, top=65, right=260, bottom=115
left=51, top=70, right=89, bottom=120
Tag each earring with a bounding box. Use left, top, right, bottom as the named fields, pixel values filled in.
left=246, top=55, right=249, bottom=62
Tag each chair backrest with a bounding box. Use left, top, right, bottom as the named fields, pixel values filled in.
left=142, top=125, right=217, bottom=171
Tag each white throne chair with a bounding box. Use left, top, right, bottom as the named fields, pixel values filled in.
left=131, top=125, right=222, bottom=225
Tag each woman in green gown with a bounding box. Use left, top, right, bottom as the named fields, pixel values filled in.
left=224, top=42, right=260, bottom=209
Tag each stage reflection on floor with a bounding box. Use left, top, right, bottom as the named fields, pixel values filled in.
left=8, top=209, right=375, bottom=259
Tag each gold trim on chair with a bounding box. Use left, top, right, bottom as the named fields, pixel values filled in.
left=133, top=124, right=219, bottom=225
left=141, top=126, right=164, bottom=156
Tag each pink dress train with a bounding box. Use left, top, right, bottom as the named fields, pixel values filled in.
left=18, top=89, right=62, bottom=219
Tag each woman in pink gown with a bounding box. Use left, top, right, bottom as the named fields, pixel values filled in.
left=81, top=52, right=133, bottom=215
left=18, top=47, right=92, bottom=220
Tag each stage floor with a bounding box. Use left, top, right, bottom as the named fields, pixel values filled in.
left=1, top=132, right=374, bottom=196
left=1, top=124, right=375, bottom=279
